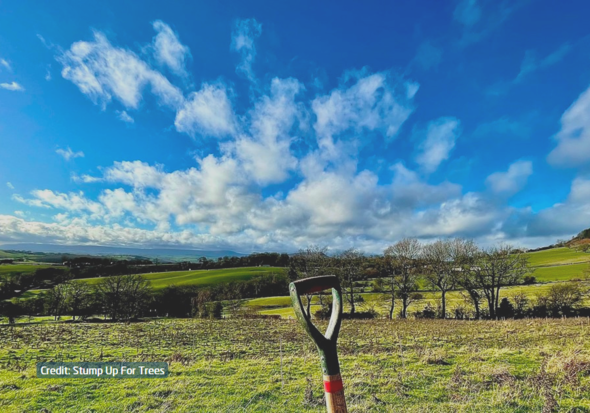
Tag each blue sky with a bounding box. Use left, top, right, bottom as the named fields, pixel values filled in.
left=1, top=0, right=590, bottom=253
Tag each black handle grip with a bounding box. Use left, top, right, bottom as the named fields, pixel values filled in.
left=291, top=275, right=340, bottom=295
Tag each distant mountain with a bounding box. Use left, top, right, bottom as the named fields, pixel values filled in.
left=0, top=243, right=247, bottom=261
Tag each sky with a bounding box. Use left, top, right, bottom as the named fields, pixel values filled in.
left=1, top=0, right=590, bottom=254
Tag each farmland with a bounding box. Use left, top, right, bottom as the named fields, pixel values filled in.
left=1, top=318, right=590, bottom=412
left=0, top=264, right=64, bottom=277
left=524, top=247, right=590, bottom=267
left=79, top=266, right=285, bottom=290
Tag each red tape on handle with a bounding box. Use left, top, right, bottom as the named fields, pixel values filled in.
left=324, top=378, right=343, bottom=393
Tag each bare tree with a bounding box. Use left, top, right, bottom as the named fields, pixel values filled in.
left=95, top=274, right=150, bottom=321
left=337, top=248, right=364, bottom=315
left=471, top=244, right=533, bottom=319
left=384, top=239, right=423, bottom=319
left=46, top=283, right=69, bottom=321
left=64, top=280, right=91, bottom=321
left=423, top=240, right=454, bottom=318
left=289, top=246, right=330, bottom=315
left=450, top=239, right=482, bottom=319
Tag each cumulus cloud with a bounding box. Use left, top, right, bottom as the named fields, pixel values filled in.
left=6, top=182, right=14, bottom=190
left=485, top=160, right=533, bottom=196
left=152, top=20, right=191, bottom=76
left=56, top=147, right=84, bottom=161
left=312, top=70, right=417, bottom=148
left=547, top=84, right=590, bottom=167
left=174, top=83, right=237, bottom=138
left=231, top=18, right=262, bottom=82
left=503, top=178, right=590, bottom=239
left=0, top=81, right=24, bottom=91
left=414, top=117, right=461, bottom=173
left=117, top=110, right=134, bottom=123
left=58, top=31, right=183, bottom=110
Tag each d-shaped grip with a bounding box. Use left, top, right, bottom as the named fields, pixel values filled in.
left=290, top=275, right=343, bottom=375
left=291, top=275, right=341, bottom=295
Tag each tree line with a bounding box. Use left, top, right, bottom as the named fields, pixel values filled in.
left=0, top=271, right=288, bottom=324
left=289, top=239, right=538, bottom=320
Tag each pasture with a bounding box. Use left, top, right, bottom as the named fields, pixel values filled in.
left=524, top=247, right=590, bottom=267
left=77, top=266, right=285, bottom=290
left=0, top=264, right=63, bottom=277
left=1, top=318, right=590, bottom=412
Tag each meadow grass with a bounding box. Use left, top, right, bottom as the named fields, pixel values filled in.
left=0, top=264, right=63, bottom=277
left=1, top=318, right=590, bottom=412
left=76, top=267, right=285, bottom=290
left=524, top=247, right=590, bottom=267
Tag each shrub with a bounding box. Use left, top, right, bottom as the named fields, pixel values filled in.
left=523, top=276, right=537, bottom=285
left=415, top=303, right=437, bottom=319
left=497, top=298, right=515, bottom=319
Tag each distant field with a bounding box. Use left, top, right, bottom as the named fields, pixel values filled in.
left=78, top=267, right=285, bottom=290
left=0, top=263, right=63, bottom=277
left=248, top=281, right=587, bottom=318
left=525, top=247, right=590, bottom=266
left=532, top=262, right=588, bottom=282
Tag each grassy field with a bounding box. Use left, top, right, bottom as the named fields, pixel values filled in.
left=525, top=247, right=590, bottom=267
left=248, top=282, right=588, bottom=319
left=78, top=267, right=285, bottom=290
left=0, top=264, right=63, bottom=277
left=1, top=318, right=590, bottom=412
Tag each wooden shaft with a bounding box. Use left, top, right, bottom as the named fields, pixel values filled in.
left=323, top=373, right=347, bottom=413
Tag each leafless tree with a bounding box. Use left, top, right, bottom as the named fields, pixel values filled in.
left=423, top=240, right=455, bottom=318
left=337, top=248, right=364, bottom=315
left=450, top=239, right=482, bottom=319
left=289, top=245, right=330, bottom=315
left=384, top=239, right=423, bottom=319
left=64, top=280, right=91, bottom=321
left=471, top=244, right=533, bottom=319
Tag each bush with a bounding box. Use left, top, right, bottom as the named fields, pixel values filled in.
left=497, top=298, right=515, bottom=319
left=415, top=303, right=437, bottom=319
left=454, top=305, right=467, bottom=320
left=523, top=276, right=537, bottom=285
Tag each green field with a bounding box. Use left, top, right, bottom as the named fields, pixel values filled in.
left=1, top=318, right=590, bottom=412
left=0, top=264, right=64, bottom=277
left=78, top=267, right=285, bottom=290
left=525, top=247, right=590, bottom=267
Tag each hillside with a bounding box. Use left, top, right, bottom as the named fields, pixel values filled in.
left=0, top=243, right=247, bottom=262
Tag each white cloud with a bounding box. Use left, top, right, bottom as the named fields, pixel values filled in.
left=547, top=83, right=590, bottom=167
left=6, top=182, right=14, bottom=190
left=485, top=160, right=533, bottom=196
left=504, top=177, right=590, bottom=239
left=233, top=77, right=301, bottom=184
left=414, top=117, right=460, bottom=173
left=0, top=59, right=11, bottom=71
left=312, top=70, right=417, bottom=148
left=0, top=81, right=24, bottom=91
left=56, top=147, right=84, bottom=161
left=152, top=20, right=191, bottom=77
left=117, top=110, right=134, bottom=123
left=58, top=31, right=184, bottom=110
left=174, top=83, right=236, bottom=138
left=231, top=18, right=262, bottom=82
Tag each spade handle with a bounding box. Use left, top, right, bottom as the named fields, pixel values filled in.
left=290, top=275, right=348, bottom=413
